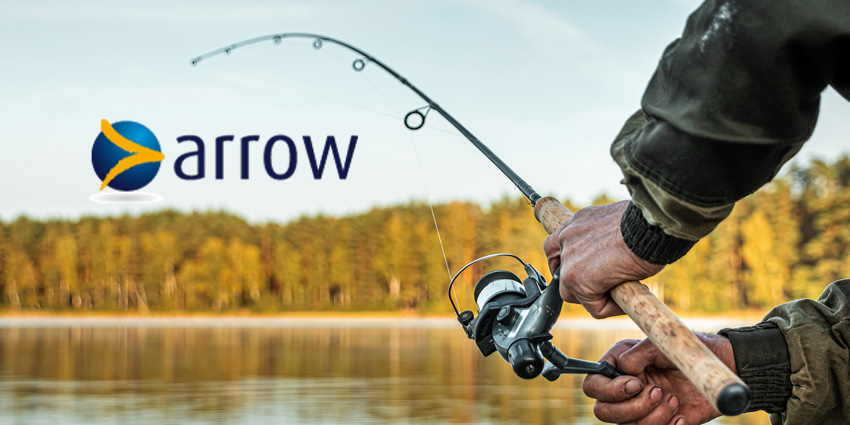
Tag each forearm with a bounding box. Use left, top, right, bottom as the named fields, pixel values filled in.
left=613, top=110, right=801, bottom=264
left=719, top=280, right=850, bottom=423
left=614, top=0, right=849, bottom=265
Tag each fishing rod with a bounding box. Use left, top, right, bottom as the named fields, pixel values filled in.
left=191, top=33, right=750, bottom=415
left=191, top=33, right=542, bottom=206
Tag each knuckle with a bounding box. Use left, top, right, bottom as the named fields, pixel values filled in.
left=559, top=285, right=572, bottom=302
left=614, top=339, right=639, bottom=350
left=574, top=207, right=591, bottom=219
left=543, top=234, right=557, bottom=251
left=581, top=376, right=598, bottom=397
left=560, top=267, right=579, bottom=285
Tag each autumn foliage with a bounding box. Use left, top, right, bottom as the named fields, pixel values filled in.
left=1, top=158, right=849, bottom=314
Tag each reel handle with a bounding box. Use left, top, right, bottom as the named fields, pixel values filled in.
left=540, top=340, right=622, bottom=380
left=533, top=197, right=750, bottom=416
left=507, top=339, right=545, bottom=379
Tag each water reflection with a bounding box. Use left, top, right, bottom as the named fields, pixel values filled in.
left=0, top=319, right=768, bottom=424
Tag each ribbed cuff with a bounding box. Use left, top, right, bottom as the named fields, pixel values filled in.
left=718, top=322, right=792, bottom=413
left=620, top=202, right=697, bottom=265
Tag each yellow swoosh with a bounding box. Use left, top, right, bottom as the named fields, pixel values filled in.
left=99, top=119, right=165, bottom=191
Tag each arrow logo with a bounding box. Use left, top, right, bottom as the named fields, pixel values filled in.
left=98, top=119, right=165, bottom=191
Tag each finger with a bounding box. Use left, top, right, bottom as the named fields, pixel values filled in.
left=583, top=374, right=644, bottom=402
left=584, top=340, right=641, bottom=401
left=666, top=415, right=688, bottom=425
left=577, top=294, right=625, bottom=319
left=619, top=339, right=675, bottom=376
left=557, top=265, right=624, bottom=319
left=593, top=385, right=665, bottom=424
left=543, top=233, right=562, bottom=272
left=600, top=339, right=640, bottom=366
left=629, top=393, right=680, bottom=425
left=560, top=285, right=579, bottom=304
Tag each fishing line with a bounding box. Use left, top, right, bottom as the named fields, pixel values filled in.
left=193, top=33, right=543, bottom=297
left=205, top=62, right=400, bottom=120
left=206, top=58, right=457, bottom=287
left=192, top=35, right=753, bottom=416
left=192, top=33, right=543, bottom=207
left=358, top=68, right=454, bottom=287
left=205, top=61, right=463, bottom=137
left=409, top=133, right=454, bottom=285
left=194, top=34, right=532, bottom=301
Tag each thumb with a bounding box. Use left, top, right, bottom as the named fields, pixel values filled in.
left=617, top=338, right=675, bottom=375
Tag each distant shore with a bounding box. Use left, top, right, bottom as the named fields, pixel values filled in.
left=0, top=308, right=768, bottom=319
left=0, top=310, right=768, bottom=331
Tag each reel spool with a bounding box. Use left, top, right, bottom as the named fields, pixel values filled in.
left=449, top=254, right=621, bottom=381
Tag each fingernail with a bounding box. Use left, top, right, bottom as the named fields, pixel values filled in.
left=675, top=417, right=686, bottom=425
left=625, top=379, right=641, bottom=394
left=668, top=395, right=679, bottom=411
left=650, top=386, right=662, bottom=402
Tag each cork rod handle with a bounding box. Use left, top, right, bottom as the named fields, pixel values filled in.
left=533, top=197, right=750, bottom=416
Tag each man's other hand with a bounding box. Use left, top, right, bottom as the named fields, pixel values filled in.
left=543, top=201, right=663, bottom=318
left=583, top=333, right=735, bottom=425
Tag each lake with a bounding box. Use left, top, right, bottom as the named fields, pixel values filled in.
left=0, top=317, right=769, bottom=424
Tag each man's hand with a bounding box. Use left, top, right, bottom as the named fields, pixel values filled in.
left=583, top=333, right=735, bottom=425
left=543, top=201, right=663, bottom=318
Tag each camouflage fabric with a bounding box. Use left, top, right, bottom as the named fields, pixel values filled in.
left=614, top=0, right=850, bottom=420
left=763, top=280, right=850, bottom=424
left=615, top=0, right=849, bottom=250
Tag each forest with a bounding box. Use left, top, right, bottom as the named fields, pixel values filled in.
left=1, top=157, right=849, bottom=315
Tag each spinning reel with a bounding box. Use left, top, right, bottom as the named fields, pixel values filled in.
left=449, top=254, right=621, bottom=381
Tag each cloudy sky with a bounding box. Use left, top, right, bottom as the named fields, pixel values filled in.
left=1, top=0, right=848, bottom=222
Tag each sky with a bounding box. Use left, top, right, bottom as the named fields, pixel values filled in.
left=1, top=0, right=848, bottom=223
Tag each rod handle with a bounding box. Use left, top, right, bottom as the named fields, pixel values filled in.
left=534, top=196, right=574, bottom=234
left=533, top=197, right=750, bottom=415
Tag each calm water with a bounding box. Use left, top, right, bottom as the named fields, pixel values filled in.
left=0, top=318, right=768, bottom=424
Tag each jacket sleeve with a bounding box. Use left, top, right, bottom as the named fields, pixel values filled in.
left=615, top=0, right=850, bottom=265
left=719, top=280, right=850, bottom=424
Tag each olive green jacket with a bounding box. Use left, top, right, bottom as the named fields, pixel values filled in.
left=719, top=280, right=850, bottom=423
left=615, top=0, right=849, bottom=265
left=614, top=0, right=850, bottom=421
left=764, top=280, right=850, bottom=424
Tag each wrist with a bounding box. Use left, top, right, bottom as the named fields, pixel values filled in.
left=718, top=323, right=792, bottom=413
left=697, top=332, right=736, bottom=372
left=620, top=202, right=698, bottom=265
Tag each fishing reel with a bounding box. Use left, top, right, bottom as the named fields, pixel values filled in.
left=449, top=253, right=621, bottom=381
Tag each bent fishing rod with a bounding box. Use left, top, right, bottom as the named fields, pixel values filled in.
left=191, top=33, right=749, bottom=415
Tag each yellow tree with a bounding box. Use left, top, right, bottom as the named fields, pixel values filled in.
left=741, top=210, right=783, bottom=308
left=375, top=211, right=407, bottom=306
left=117, top=235, right=147, bottom=312
left=55, top=234, right=79, bottom=309
left=93, top=221, right=119, bottom=309
left=328, top=220, right=354, bottom=308
left=141, top=231, right=178, bottom=310
left=198, top=237, right=226, bottom=310
left=227, top=238, right=262, bottom=308
left=438, top=202, right=479, bottom=310
left=274, top=241, right=303, bottom=307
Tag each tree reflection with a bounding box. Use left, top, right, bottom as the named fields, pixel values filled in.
left=0, top=323, right=768, bottom=424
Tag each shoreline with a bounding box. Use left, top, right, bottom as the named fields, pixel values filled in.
left=0, top=308, right=768, bottom=319
left=0, top=311, right=768, bottom=331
